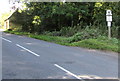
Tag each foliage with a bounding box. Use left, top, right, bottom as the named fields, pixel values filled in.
left=42, top=31, right=61, bottom=36
left=69, top=28, right=100, bottom=42
left=9, top=2, right=95, bottom=32
left=93, top=2, right=120, bottom=26
left=8, top=2, right=119, bottom=38
left=43, top=26, right=80, bottom=37
left=59, top=26, right=79, bottom=37
left=0, top=12, right=11, bottom=28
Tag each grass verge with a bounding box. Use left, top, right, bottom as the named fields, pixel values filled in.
left=4, top=31, right=119, bottom=52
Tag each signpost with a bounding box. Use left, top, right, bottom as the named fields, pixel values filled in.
left=106, top=10, right=112, bottom=39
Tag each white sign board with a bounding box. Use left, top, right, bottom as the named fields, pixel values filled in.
left=106, top=10, right=112, bottom=22
left=107, top=21, right=111, bottom=27
left=106, top=16, right=112, bottom=22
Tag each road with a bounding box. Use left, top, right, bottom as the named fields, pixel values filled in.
left=1, top=31, right=118, bottom=80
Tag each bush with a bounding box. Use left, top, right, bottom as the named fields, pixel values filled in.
left=111, top=25, right=119, bottom=38
left=69, top=28, right=100, bottom=42
left=43, top=26, right=81, bottom=37
left=42, top=31, right=61, bottom=36
left=60, top=26, right=79, bottom=37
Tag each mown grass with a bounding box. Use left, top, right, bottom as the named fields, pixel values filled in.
left=4, top=31, right=119, bottom=52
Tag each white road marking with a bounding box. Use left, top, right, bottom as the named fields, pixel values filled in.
left=16, top=44, right=40, bottom=57
left=1, top=37, right=12, bottom=43
left=54, top=64, right=85, bottom=81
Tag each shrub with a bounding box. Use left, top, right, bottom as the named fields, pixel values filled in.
left=69, top=28, right=101, bottom=42
left=60, top=26, right=80, bottom=37
left=43, top=31, right=61, bottom=36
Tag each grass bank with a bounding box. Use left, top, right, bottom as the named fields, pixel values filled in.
left=4, top=31, right=119, bottom=52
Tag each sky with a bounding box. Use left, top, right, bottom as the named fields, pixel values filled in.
left=0, top=0, right=10, bottom=14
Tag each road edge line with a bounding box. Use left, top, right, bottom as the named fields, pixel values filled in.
left=54, top=64, right=85, bottom=81
left=16, top=44, right=40, bottom=57
left=1, top=37, right=12, bottom=43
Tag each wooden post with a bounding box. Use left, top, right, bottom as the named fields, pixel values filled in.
left=108, top=26, right=111, bottom=39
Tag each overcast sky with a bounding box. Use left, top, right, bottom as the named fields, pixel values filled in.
left=0, top=0, right=10, bottom=14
